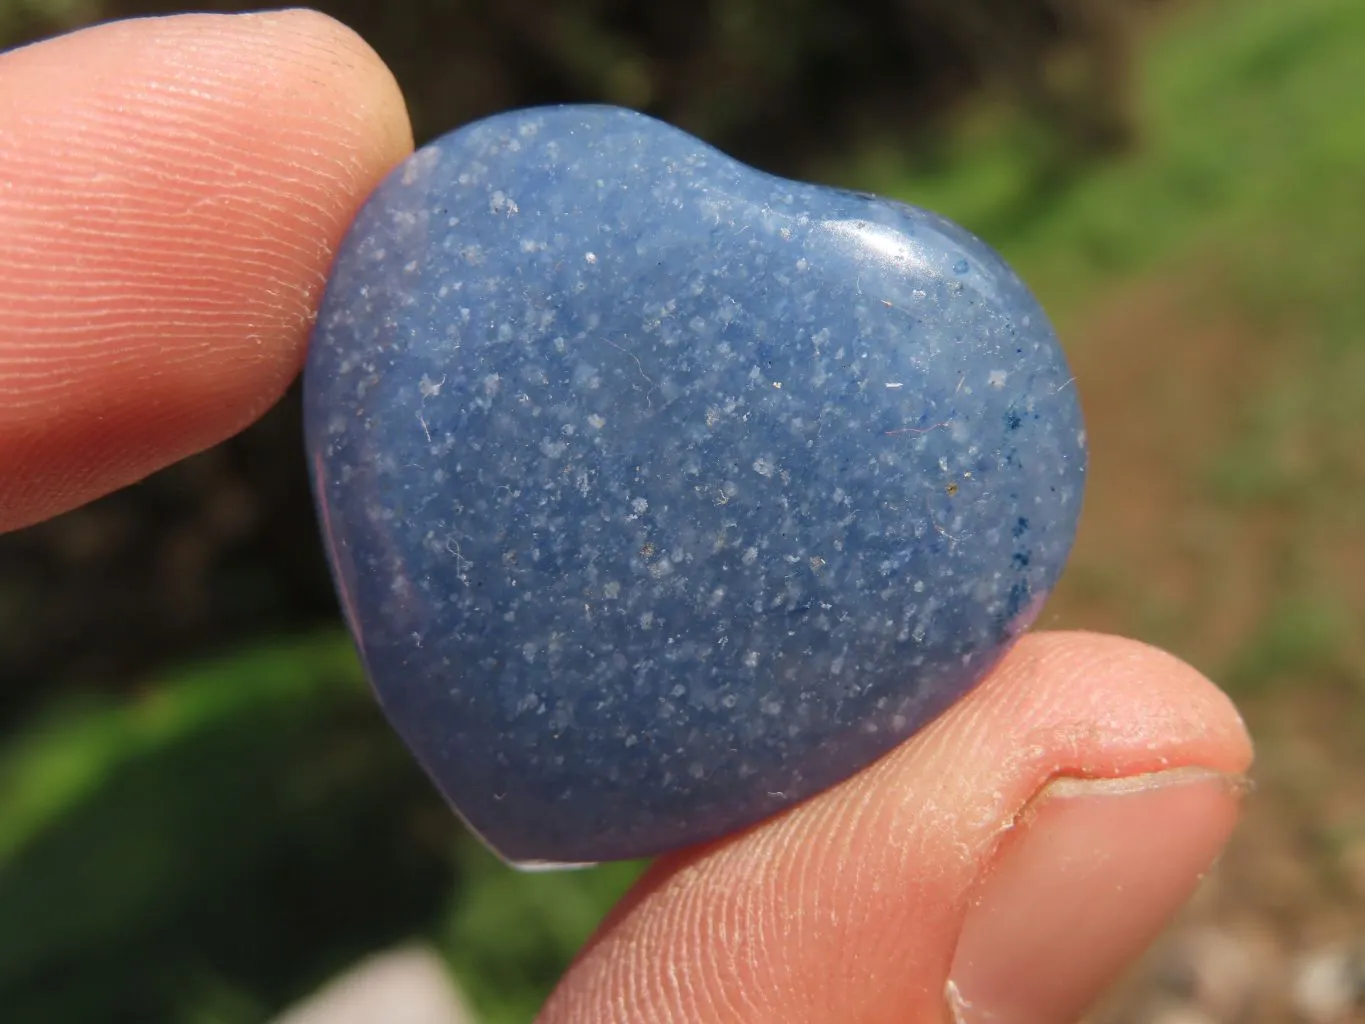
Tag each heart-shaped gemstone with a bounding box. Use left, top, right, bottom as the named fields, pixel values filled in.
left=304, top=105, right=1086, bottom=867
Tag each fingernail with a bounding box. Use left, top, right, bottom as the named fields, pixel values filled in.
left=947, top=767, right=1247, bottom=1024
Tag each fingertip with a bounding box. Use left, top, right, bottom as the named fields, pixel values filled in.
left=227, top=8, right=415, bottom=164
left=539, top=632, right=1252, bottom=1023
left=0, top=10, right=413, bottom=530
left=976, top=631, right=1255, bottom=775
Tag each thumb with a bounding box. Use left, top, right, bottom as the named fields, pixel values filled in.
left=537, top=632, right=1253, bottom=1024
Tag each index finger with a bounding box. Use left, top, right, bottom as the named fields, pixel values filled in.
left=0, top=10, right=413, bottom=532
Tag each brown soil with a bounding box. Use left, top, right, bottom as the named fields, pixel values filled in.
left=1043, top=261, right=1365, bottom=1022
left=1046, top=263, right=1280, bottom=667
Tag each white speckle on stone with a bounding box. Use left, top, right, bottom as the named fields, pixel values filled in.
left=639, top=611, right=655, bottom=629
left=483, top=373, right=502, bottom=395
left=584, top=251, right=598, bottom=264
left=752, top=456, right=776, bottom=477
left=400, top=145, right=441, bottom=185
left=987, top=369, right=1009, bottom=388
left=587, top=413, right=606, bottom=429
left=489, top=190, right=519, bottom=215
left=419, top=374, right=445, bottom=398
left=885, top=381, right=903, bottom=389
left=631, top=497, right=649, bottom=514
left=742, top=650, right=760, bottom=668
left=603, top=581, right=621, bottom=599
left=741, top=546, right=759, bottom=566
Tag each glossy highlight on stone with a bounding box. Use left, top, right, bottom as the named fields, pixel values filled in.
left=304, top=105, right=1086, bottom=867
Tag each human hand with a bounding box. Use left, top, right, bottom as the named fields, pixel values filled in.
left=0, top=12, right=1252, bottom=1022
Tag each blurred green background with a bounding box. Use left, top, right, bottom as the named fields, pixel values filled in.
left=2, top=0, right=1363, bottom=1021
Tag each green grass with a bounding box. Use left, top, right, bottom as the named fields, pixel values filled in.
left=0, top=635, right=364, bottom=863
left=839, top=0, right=1365, bottom=320
left=1226, top=591, right=1354, bottom=693
left=0, top=632, right=648, bottom=1024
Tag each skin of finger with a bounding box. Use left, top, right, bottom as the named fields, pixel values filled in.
left=537, top=631, right=1254, bottom=1024
left=0, top=10, right=413, bottom=532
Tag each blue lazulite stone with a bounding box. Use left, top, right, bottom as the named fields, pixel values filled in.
left=304, top=105, right=1085, bottom=867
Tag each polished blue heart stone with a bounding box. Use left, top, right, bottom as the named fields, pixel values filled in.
left=304, top=105, right=1085, bottom=867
